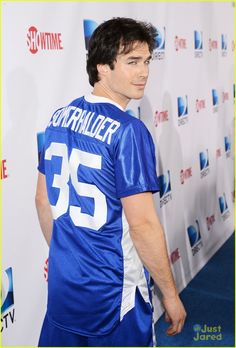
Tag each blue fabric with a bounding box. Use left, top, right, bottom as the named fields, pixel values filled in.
left=114, top=119, right=159, bottom=198
left=38, top=95, right=159, bottom=335
left=38, top=287, right=154, bottom=347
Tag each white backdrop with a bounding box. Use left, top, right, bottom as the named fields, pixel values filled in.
left=2, top=2, right=234, bottom=346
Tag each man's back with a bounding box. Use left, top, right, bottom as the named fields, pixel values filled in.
left=38, top=94, right=159, bottom=335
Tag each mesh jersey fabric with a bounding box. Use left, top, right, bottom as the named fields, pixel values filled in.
left=38, top=94, right=159, bottom=336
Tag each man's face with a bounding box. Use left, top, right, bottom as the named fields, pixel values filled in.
left=102, top=42, right=152, bottom=108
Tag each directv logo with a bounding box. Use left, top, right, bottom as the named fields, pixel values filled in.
left=199, top=150, right=209, bottom=170
left=187, top=220, right=203, bottom=256
left=224, top=136, right=231, bottom=158
left=2, top=268, right=14, bottom=314
left=177, top=96, right=188, bottom=126
left=83, top=19, right=98, bottom=51
left=212, top=89, right=219, bottom=113
left=221, top=34, right=227, bottom=56
left=155, top=27, right=165, bottom=50
left=194, top=31, right=203, bottom=50
left=1, top=267, right=15, bottom=331
left=219, top=193, right=228, bottom=214
left=194, top=30, right=203, bottom=58
left=178, top=96, right=188, bottom=116
left=126, top=108, right=141, bottom=119
left=153, top=27, right=165, bottom=60
left=159, top=170, right=171, bottom=198
left=37, top=132, right=45, bottom=163
left=212, top=89, right=219, bottom=106
left=199, top=150, right=210, bottom=178
left=158, top=170, right=172, bottom=207
left=219, top=193, right=230, bottom=221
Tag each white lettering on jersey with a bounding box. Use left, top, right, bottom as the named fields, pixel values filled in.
left=49, top=106, right=120, bottom=145
left=45, top=142, right=107, bottom=230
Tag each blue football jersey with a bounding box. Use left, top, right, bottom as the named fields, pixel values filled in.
left=38, top=94, right=159, bottom=336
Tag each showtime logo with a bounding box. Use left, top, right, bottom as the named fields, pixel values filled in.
left=206, top=214, right=215, bottom=231
left=209, top=38, right=218, bottom=51
left=180, top=167, right=192, bottom=184
left=232, top=191, right=235, bottom=203
left=232, top=40, right=235, bottom=51
left=27, top=26, right=63, bottom=54
left=1, top=159, right=8, bottom=180
left=196, top=99, right=206, bottom=113
left=216, top=148, right=222, bottom=159
left=154, top=110, right=168, bottom=127
left=44, top=258, right=48, bottom=282
left=175, top=35, right=187, bottom=51
left=170, top=248, right=181, bottom=264
left=222, top=91, right=229, bottom=103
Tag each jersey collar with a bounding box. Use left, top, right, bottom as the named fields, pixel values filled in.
left=84, top=94, right=125, bottom=111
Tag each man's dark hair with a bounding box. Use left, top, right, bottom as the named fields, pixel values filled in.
left=86, top=17, right=157, bottom=86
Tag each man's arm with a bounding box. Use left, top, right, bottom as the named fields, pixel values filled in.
left=121, top=191, right=187, bottom=336
left=35, top=172, right=53, bottom=246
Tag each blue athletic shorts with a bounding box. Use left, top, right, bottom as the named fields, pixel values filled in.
left=38, top=288, right=155, bottom=347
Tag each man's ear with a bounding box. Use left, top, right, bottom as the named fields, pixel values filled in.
left=97, top=64, right=109, bottom=78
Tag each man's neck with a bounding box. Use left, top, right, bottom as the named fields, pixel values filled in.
left=92, top=82, right=129, bottom=109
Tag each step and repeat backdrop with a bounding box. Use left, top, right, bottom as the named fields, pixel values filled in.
left=2, top=1, right=234, bottom=346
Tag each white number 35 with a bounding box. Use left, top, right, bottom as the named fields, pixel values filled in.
left=45, top=142, right=107, bottom=231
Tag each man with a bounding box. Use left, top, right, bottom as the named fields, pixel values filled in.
left=35, top=17, right=186, bottom=347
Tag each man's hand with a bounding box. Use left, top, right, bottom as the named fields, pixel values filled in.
left=162, top=294, right=187, bottom=336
